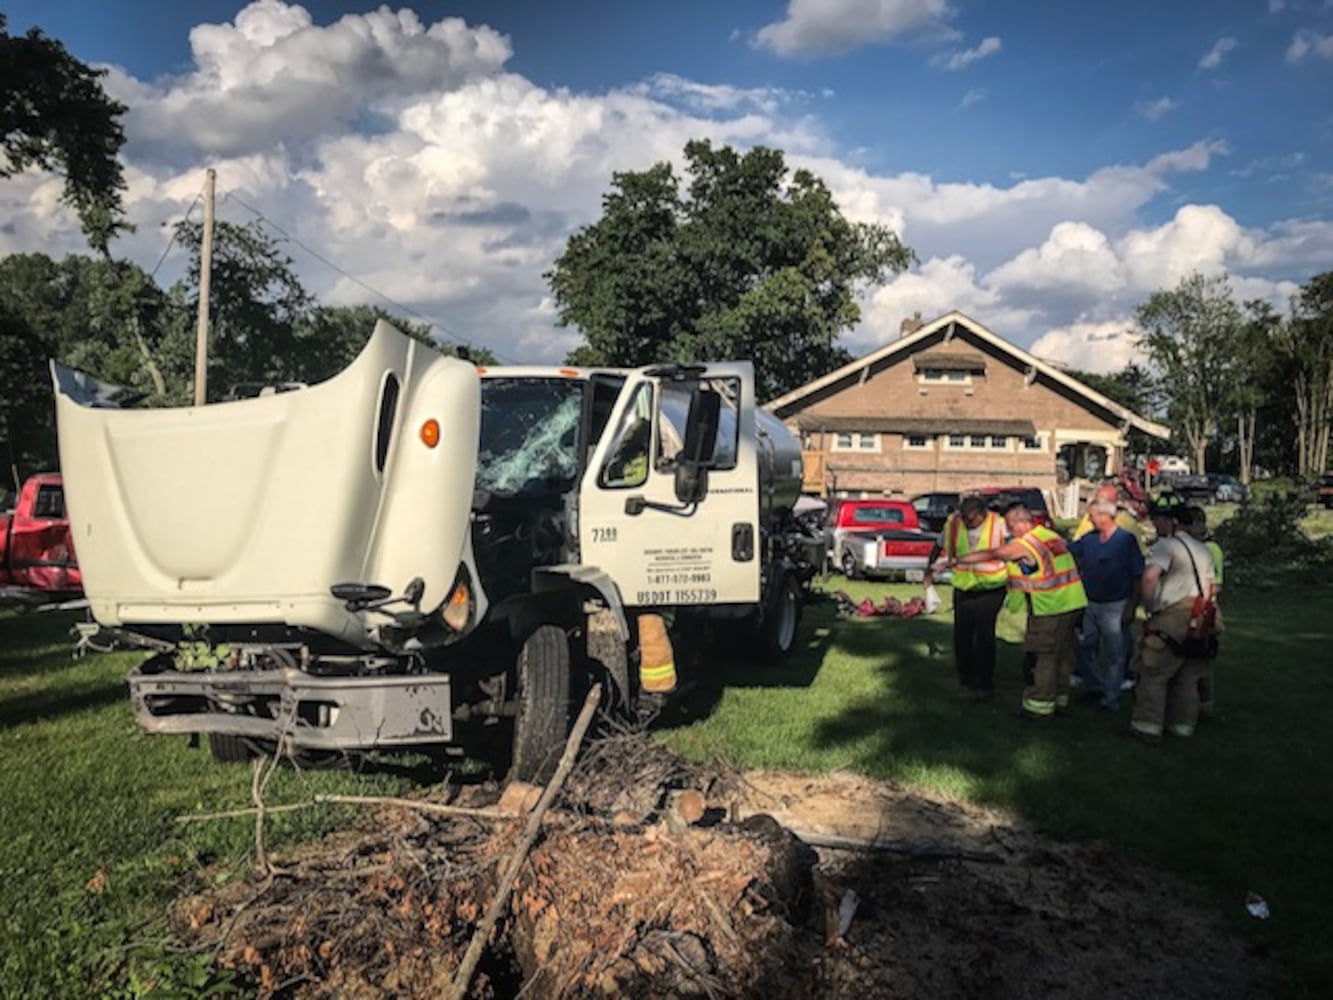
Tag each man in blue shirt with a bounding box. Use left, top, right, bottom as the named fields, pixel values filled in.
left=1069, top=498, right=1144, bottom=709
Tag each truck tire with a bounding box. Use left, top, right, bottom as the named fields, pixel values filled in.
left=841, top=549, right=861, bottom=581
left=207, top=733, right=255, bottom=763
left=758, top=572, right=802, bottom=662
left=510, top=625, right=571, bottom=784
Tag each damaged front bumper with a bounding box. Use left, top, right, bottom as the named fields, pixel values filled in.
left=129, top=666, right=454, bottom=750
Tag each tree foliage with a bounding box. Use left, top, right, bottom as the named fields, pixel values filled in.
left=1135, top=273, right=1242, bottom=475
left=1273, top=272, right=1333, bottom=477
left=547, top=140, right=913, bottom=400
left=0, top=14, right=128, bottom=253
left=0, top=221, right=499, bottom=475
left=0, top=253, right=171, bottom=474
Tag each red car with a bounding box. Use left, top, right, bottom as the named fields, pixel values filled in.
left=824, top=499, right=938, bottom=580
left=0, top=473, right=82, bottom=607
left=967, top=486, right=1054, bottom=529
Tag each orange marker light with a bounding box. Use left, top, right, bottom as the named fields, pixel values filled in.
left=420, top=419, right=440, bottom=448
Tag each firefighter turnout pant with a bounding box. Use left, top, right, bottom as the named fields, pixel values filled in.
left=636, top=613, right=677, bottom=695
left=1130, top=600, right=1206, bottom=739
left=1020, top=608, right=1080, bottom=718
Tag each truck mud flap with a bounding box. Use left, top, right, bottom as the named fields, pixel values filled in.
left=129, top=668, right=453, bottom=750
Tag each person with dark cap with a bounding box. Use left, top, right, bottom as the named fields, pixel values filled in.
left=1129, top=505, right=1217, bottom=743
left=925, top=494, right=1008, bottom=702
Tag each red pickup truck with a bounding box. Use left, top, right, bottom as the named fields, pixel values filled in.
left=825, top=499, right=939, bottom=581
left=0, top=473, right=83, bottom=607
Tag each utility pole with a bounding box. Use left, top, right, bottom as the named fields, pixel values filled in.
left=193, top=168, right=216, bottom=406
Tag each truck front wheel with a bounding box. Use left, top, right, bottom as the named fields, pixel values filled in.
left=759, top=572, right=802, bottom=662
left=509, top=625, right=572, bottom=784
left=207, top=733, right=255, bottom=763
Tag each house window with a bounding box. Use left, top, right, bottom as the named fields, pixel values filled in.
left=904, top=434, right=932, bottom=450
left=944, top=434, right=1011, bottom=451
left=1021, top=434, right=1047, bottom=452
left=832, top=432, right=879, bottom=452
left=920, top=369, right=970, bottom=384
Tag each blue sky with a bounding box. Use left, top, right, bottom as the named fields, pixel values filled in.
left=4, top=0, right=1332, bottom=370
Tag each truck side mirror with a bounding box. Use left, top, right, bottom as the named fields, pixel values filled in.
left=674, top=463, right=709, bottom=505
left=682, top=388, right=720, bottom=466
left=674, top=388, right=721, bottom=504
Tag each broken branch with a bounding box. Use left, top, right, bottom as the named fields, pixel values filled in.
left=445, top=683, right=603, bottom=1000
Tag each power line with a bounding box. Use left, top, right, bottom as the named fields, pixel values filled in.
left=148, top=183, right=205, bottom=281
left=220, top=190, right=514, bottom=363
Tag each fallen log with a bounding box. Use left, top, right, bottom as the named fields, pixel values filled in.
left=786, top=826, right=1003, bottom=864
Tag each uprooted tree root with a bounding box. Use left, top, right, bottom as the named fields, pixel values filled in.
left=174, top=734, right=1276, bottom=999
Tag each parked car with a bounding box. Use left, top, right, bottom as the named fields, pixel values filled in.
left=825, top=499, right=915, bottom=556
left=967, top=486, right=1053, bottom=528
left=910, top=492, right=960, bottom=534
left=0, top=473, right=82, bottom=608
left=1157, top=472, right=1214, bottom=504
left=825, top=499, right=938, bottom=581
left=1209, top=474, right=1248, bottom=504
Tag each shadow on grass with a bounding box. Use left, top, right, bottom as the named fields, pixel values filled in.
left=0, top=610, right=96, bottom=681
left=0, top=681, right=127, bottom=727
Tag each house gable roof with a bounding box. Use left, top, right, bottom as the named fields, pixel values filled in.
left=766, top=310, right=1169, bottom=439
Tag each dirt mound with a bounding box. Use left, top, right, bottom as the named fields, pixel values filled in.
left=176, top=736, right=1272, bottom=998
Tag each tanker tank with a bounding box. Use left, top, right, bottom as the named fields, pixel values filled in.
left=755, top=408, right=805, bottom=526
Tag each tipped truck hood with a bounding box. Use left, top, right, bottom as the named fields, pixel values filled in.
left=52, top=321, right=482, bottom=647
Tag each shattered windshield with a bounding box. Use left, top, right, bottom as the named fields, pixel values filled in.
left=477, top=378, right=584, bottom=496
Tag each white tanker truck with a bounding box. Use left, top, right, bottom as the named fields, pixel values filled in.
left=53, top=321, right=825, bottom=779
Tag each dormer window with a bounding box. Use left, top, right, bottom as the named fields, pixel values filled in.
left=913, top=351, right=986, bottom=387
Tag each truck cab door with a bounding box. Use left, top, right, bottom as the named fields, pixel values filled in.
left=578, top=364, right=760, bottom=607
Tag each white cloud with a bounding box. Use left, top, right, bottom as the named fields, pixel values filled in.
left=109, top=1, right=511, bottom=158
left=2, top=2, right=1329, bottom=371
left=988, top=222, right=1124, bottom=297
left=1137, top=96, right=1178, bottom=120
left=1199, top=37, right=1238, bottom=70
left=1287, top=28, right=1333, bottom=62
left=1030, top=321, right=1144, bottom=374
left=636, top=73, right=816, bottom=115
left=934, top=36, right=1002, bottom=71
left=957, top=88, right=985, bottom=110
left=754, top=0, right=956, bottom=57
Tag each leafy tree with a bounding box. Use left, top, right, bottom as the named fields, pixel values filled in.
left=172, top=219, right=314, bottom=399
left=0, top=14, right=128, bottom=253
left=547, top=140, right=913, bottom=400
left=1225, top=301, right=1283, bottom=483
left=1272, top=272, right=1333, bottom=477
left=1135, top=273, right=1242, bottom=475
left=0, top=253, right=172, bottom=473
left=295, top=305, right=499, bottom=382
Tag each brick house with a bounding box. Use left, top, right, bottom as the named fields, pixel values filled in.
left=765, top=311, right=1169, bottom=515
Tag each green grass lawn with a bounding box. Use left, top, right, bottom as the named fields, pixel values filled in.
left=0, top=611, right=415, bottom=997
left=661, top=576, right=1333, bottom=997
left=3, top=552, right=1331, bottom=996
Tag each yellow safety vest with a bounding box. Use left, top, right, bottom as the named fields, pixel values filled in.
left=944, top=512, right=1007, bottom=590
left=1007, top=525, right=1088, bottom=616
